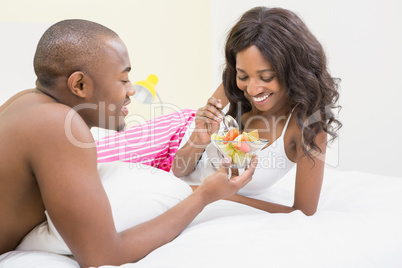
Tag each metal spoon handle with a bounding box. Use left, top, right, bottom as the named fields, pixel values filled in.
left=219, top=110, right=230, bottom=132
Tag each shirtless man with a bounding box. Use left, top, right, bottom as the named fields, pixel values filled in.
left=0, top=19, right=257, bottom=267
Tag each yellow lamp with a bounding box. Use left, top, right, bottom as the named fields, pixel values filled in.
left=133, top=74, right=163, bottom=114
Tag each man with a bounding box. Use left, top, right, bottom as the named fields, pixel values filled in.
left=0, top=19, right=256, bottom=267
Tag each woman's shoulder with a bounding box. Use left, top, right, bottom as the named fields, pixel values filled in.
left=285, top=107, right=329, bottom=162
left=283, top=109, right=302, bottom=162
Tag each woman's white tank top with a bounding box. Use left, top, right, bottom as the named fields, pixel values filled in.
left=178, top=111, right=296, bottom=197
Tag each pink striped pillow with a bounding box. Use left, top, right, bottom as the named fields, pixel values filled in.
left=96, top=109, right=196, bottom=171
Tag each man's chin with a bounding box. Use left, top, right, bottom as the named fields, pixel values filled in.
left=116, top=122, right=127, bottom=132
left=96, top=122, right=126, bottom=132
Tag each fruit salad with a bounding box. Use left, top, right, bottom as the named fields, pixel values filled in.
left=210, top=129, right=267, bottom=167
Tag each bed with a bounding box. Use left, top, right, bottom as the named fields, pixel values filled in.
left=1, top=162, right=402, bottom=268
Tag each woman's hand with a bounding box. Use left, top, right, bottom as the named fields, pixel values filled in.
left=171, top=85, right=228, bottom=178
left=193, top=97, right=224, bottom=145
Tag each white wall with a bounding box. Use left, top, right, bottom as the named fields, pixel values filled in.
left=210, top=0, right=402, bottom=177
left=0, top=0, right=212, bottom=127
left=0, top=22, right=50, bottom=101
left=1, top=0, right=401, bottom=177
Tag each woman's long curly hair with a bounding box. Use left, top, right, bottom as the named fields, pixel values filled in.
left=223, top=7, right=342, bottom=159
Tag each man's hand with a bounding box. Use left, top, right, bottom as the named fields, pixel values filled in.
left=193, top=155, right=258, bottom=205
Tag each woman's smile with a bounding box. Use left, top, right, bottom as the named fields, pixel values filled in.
left=251, top=92, right=273, bottom=104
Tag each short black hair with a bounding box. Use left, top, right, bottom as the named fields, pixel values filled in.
left=34, top=19, right=119, bottom=89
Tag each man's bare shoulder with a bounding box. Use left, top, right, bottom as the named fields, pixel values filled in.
left=2, top=91, right=92, bottom=136
left=0, top=89, right=35, bottom=113
left=1, top=90, right=66, bottom=119
left=0, top=90, right=96, bottom=167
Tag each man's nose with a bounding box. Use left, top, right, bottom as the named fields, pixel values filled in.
left=127, top=84, right=135, bottom=97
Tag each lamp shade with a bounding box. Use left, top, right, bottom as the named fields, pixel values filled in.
left=133, top=74, right=159, bottom=104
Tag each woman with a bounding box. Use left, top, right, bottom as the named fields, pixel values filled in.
left=171, top=7, right=341, bottom=216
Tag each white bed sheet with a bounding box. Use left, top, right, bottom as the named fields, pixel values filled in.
left=1, top=168, right=402, bottom=268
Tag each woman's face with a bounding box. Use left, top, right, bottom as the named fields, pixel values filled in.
left=235, top=45, right=288, bottom=114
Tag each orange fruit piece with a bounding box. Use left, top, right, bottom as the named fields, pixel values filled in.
left=223, top=128, right=239, bottom=142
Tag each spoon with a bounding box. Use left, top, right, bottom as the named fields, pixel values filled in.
left=219, top=110, right=239, bottom=132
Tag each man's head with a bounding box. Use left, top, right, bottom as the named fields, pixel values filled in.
left=34, top=19, right=118, bottom=89
left=34, top=19, right=135, bottom=131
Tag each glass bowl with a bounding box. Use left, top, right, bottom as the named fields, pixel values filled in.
left=210, top=130, right=268, bottom=168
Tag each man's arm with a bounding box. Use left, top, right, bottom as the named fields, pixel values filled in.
left=28, top=104, right=256, bottom=267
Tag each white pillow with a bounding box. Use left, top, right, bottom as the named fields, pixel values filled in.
left=100, top=162, right=192, bottom=231
left=17, top=162, right=192, bottom=255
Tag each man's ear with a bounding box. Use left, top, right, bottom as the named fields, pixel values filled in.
left=67, top=71, right=90, bottom=98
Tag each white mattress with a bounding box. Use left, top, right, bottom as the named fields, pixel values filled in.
left=1, top=167, right=402, bottom=268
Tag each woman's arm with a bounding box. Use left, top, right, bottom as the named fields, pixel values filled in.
left=221, top=130, right=327, bottom=216
left=211, top=83, right=229, bottom=107
left=292, top=130, right=326, bottom=215
left=171, top=131, right=210, bottom=177
left=171, top=84, right=228, bottom=177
